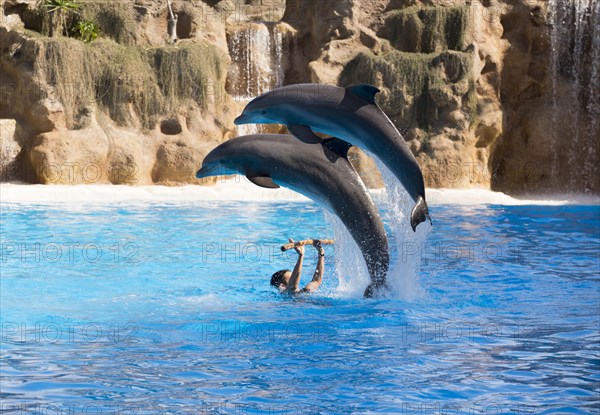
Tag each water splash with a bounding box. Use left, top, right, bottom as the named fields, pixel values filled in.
left=322, top=155, right=430, bottom=300
left=324, top=211, right=371, bottom=298
left=374, top=157, right=430, bottom=301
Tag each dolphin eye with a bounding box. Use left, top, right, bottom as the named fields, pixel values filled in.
left=261, top=110, right=267, bottom=114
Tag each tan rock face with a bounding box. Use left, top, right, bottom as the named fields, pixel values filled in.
left=0, top=119, right=20, bottom=180
left=283, top=0, right=598, bottom=193
left=0, top=0, right=597, bottom=194
left=490, top=0, right=599, bottom=194
left=348, top=147, right=384, bottom=189
left=282, top=0, right=501, bottom=189
left=0, top=1, right=236, bottom=185
left=152, top=139, right=202, bottom=184
left=29, top=123, right=111, bottom=184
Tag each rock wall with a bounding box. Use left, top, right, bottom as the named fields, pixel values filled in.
left=0, top=118, right=20, bottom=179
left=0, top=0, right=237, bottom=185
left=282, top=0, right=598, bottom=193
left=490, top=0, right=599, bottom=194
left=0, top=0, right=598, bottom=193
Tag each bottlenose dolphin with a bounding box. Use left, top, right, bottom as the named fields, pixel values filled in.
left=234, top=83, right=431, bottom=231
left=196, top=134, right=390, bottom=297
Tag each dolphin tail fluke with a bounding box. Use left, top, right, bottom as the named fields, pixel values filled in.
left=410, top=195, right=432, bottom=232
left=364, top=284, right=376, bottom=298
left=363, top=281, right=390, bottom=298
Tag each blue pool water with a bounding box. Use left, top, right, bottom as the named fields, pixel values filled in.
left=1, top=198, right=599, bottom=414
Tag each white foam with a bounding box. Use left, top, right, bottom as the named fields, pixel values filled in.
left=426, top=188, right=600, bottom=206
left=2, top=182, right=597, bottom=205
left=0, top=180, right=309, bottom=204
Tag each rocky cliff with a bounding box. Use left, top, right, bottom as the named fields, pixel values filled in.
left=1, top=0, right=240, bottom=185
left=1, top=0, right=598, bottom=193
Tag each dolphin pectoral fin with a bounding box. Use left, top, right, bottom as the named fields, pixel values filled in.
left=246, top=174, right=280, bottom=189
left=323, top=137, right=353, bottom=159
left=410, top=195, right=431, bottom=232
left=288, top=124, right=323, bottom=144
left=347, top=84, right=381, bottom=105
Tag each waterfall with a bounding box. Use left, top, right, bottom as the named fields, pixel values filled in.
left=227, top=23, right=288, bottom=136
left=548, top=0, right=600, bottom=191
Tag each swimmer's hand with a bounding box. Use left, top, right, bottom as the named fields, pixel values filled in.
left=289, top=238, right=304, bottom=255
left=312, top=239, right=323, bottom=249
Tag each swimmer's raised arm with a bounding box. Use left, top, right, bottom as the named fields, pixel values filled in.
left=286, top=238, right=304, bottom=293
left=302, top=240, right=325, bottom=293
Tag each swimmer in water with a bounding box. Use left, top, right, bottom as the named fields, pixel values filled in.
left=270, top=239, right=325, bottom=294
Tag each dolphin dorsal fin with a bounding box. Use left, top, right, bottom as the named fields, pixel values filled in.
left=323, top=137, right=353, bottom=159
left=247, top=174, right=280, bottom=189
left=347, top=84, right=380, bottom=105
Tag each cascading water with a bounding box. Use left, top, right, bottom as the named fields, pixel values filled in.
left=226, top=23, right=287, bottom=136
left=227, top=24, right=274, bottom=101
left=548, top=0, right=600, bottom=190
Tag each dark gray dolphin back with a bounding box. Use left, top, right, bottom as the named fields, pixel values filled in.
left=198, top=134, right=389, bottom=295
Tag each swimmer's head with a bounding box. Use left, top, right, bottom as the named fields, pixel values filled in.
left=270, top=269, right=291, bottom=289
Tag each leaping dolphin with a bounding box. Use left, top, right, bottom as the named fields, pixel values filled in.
left=233, top=83, right=431, bottom=231
left=196, top=134, right=390, bottom=297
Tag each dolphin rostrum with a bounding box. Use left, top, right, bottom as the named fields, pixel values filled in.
left=196, top=133, right=390, bottom=297
left=233, top=83, right=432, bottom=231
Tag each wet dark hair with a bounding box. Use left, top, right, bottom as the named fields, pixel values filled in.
left=270, top=269, right=290, bottom=287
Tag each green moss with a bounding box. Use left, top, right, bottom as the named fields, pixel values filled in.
left=384, top=6, right=470, bottom=53
left=91, top=39, right=162, bottom=128
left=339, top=49, right=473, bottom=131
left=23, top=28, right=45, bottom=38
left=33, top=38, right=227, bottom=130
left=77, top=2, right=137, bottom=45
left=150, top=43, right=227, bottom=114
left=467, top=80, right=479, bottom=129
left=35, top=37, right=94, bottom=127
